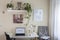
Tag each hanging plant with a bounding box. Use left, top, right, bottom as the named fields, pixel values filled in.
left=23, top=3, right=32, bottom=19
left=23, top=3, right=32, bottom=13
left=23, top=3, right=32, bottom=26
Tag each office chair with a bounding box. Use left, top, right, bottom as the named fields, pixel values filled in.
left=5, top=32, right=12, bottom=40
left=38, top=26, right=50, bottom=40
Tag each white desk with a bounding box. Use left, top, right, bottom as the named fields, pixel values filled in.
left=8, top=32, right=39, bottom=40
left=11, top=35, right=39, bottom=38
left=11, top=35, right=39, bottom=40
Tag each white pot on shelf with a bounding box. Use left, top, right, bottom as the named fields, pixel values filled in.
left=7, top=8, right=13, bottom=10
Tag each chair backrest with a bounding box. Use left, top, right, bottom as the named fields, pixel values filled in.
left=5, top=32, right=11, bottom=40
left=38, top=26, right=49, bottom=36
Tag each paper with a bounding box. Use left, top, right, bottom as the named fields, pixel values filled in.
left=34, top=9, right=43, bottom=22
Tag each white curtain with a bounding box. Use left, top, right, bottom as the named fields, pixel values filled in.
left=54, top=0, right=60, bottom=40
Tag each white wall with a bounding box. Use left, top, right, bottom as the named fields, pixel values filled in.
left=0, top=0, right=49, bottom=40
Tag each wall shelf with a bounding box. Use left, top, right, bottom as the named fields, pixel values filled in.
left=7, top=10, right=27, bottom=14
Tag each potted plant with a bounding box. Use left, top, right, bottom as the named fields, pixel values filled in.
left=23, top=3, right=32, bottom=13
left=7, top=3, right=14, bottom=10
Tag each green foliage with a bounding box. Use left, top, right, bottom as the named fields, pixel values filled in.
left=23, top=3, right=32, bottom=26
left=23, top=3, right=32, bottom=13
left=7, top=3, right=13, bottom=8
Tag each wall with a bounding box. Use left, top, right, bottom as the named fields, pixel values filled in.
left=0, top=0, right=49, bottom=40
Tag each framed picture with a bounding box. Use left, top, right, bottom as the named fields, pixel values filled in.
left=34, top=9, right=43, bottom=22
left=13, top=14, right=23, bottom=23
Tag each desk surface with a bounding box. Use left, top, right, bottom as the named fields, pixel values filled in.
left=8, top=32, right=39, bottom=38
left=11, top=35, right=39, bottom=38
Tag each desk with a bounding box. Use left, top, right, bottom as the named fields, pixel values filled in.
left=11, top=35, right=39, bottom=40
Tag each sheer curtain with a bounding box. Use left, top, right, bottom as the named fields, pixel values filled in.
left=54, top=0, right=60, bottom=40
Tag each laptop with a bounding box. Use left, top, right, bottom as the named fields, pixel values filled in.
left=15, top=27, right=25, bottom=36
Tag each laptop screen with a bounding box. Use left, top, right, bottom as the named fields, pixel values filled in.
left=16, top=27, right=25, bottom=34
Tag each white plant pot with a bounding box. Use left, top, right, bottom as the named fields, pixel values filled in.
left=7, top=8, right=12, bottom=10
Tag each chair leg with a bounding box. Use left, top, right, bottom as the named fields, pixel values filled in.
left=12, top=38, right=16, bottom=40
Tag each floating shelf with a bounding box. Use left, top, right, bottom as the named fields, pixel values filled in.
left=7, top=10, right=27, bottom=13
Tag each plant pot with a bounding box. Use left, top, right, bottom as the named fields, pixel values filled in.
left=7, top=8, right=13, bottom=10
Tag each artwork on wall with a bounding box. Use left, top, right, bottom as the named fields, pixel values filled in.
left=34, top=9, right=43, bottom=22
left=13, top=14, right=23, bottom=23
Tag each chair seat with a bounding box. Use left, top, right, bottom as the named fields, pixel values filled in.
left=40, top=36, right=50, bottom=39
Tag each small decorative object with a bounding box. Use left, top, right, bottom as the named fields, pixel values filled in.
left=13, top=14, right=23, bottom=23
left=17, top=2, right=23, bottom=10
left=7, top=3, right=14, bottom=10
left=27, top=25, right=36, bottom=36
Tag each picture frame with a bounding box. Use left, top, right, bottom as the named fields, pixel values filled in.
left=13, top=14, right=23, bottom=23
left=33, top=9, right=43, bottom=22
